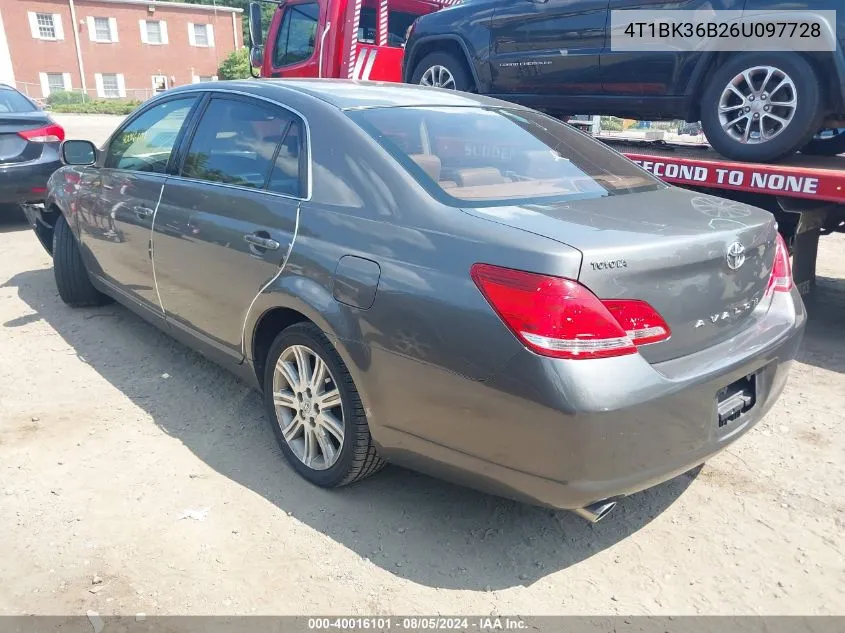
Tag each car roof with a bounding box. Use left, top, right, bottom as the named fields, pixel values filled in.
left=173, top=79, right=520, bottom=111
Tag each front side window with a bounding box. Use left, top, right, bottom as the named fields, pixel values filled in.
left=105, top=97, right=197, bottom=173
left=182, top=98, right=301, bottom=192
left=272, top=3, right=318, bottom=68
left=36, top=13, right=56, bottom=39
left=347, top=106, right=662, bottom=206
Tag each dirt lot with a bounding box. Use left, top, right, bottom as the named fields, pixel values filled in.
left=0, top=115, right=843, bottom=616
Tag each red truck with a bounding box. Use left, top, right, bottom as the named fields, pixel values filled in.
left=248, top=0, right=458, bottom=82
left=247, top=0, right=845, bottom=295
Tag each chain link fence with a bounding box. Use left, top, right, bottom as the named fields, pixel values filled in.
left=13, top=81, right=157, bottom=106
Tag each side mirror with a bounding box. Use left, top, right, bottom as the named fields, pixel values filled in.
left=250, top=45, right=264, bottom=69
left=61, top=140, right=97, bottom=166
left=248, top=2, right=264, bottom=49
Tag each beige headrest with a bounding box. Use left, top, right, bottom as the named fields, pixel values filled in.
left=454, top=167, right=507, bottom=187
left=409, top=154, right=442, bottom=181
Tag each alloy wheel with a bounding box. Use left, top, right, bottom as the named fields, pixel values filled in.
left=420, top=65, right=456, bottom=89
left=272, top=344, right=345, bottom=471
left=718, top=65, right=798, bottom=145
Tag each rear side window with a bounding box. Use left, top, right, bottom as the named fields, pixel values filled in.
left=267, top=119, right=305, bottom=197
left=347, top=106, right=662, bottom=206
left=358, top=6, right=426, bottom=47
left=181, top=97, right=304, bottom=194
left=105, top=97, right=197, bottom=173
left=0, top=88, right=37, bottom=113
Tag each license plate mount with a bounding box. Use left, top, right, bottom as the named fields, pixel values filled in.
left=716, top=374, right=757, bottom=428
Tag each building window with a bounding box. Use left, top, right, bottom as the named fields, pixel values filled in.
left=37, top=13, right=56, bottom=39
left=95, top=73, right=125, bottom=98
left=39, top=72, right=71, bottom=97
left=189, top=23, right=213, bottom=47
left=102, top=74, right=119, bottom=98
left=88, top=16, right=118, bottom=42
left=152, top=75, right=169, bottom=94
left=146, top=21, right=161, bottom=44
left=140, top=19, right=168, bottom=45
left=29, top=12, right=63, bottom=40
left=194, top=24, right=209, bottom=46
left=95, top=73, right=124, bottom=99
left=47, top=73, right=66, bottom=93
left=95, top=18, right=111, bottom=40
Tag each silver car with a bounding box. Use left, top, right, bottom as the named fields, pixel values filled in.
left=25, top=80, right=805, bottom=522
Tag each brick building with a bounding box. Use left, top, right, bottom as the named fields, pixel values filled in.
left=0, top=0, right=243, bottom=101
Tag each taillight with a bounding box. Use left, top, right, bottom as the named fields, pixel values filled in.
left=602, top=300, right=671, bottom=345
left=470, top=263, right=670, bottom=360
left=767, top=232, right=793, bottom=294
left=18, top=123, right=65, bottom=143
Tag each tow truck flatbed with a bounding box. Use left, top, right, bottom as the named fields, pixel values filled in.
left=602, top=138, right=845, bottom=205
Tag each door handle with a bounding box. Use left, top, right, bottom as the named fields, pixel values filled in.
left=244, top=232, right=281, bottom=251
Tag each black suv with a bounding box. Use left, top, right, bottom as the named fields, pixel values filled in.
left=402, top=0, right=845, bottom=162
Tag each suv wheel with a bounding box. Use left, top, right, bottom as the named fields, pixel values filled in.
left=263, top=322, right=386, bottom=488
left=411, top=52, right=473, bottom=92
left=801, top=128, right=845, bottom=156
left=700, top=53, right=823, bottom=162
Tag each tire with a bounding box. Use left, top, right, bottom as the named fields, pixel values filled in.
left=411, top=51, right=473, bottom=92
left=801, top=129, right=845, bottom=156
left=262, top=322, right=385, bottom=488
left=700, top=53, right=823, bottom=162
left=52, top=214, right=111, bottom=307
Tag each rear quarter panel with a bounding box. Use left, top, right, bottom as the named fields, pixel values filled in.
left=242, top=101, right=581, bottom=442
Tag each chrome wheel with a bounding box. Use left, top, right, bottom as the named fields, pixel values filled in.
left=420, top=65, right=456, bottom=89
left=272, top=344, right=344, bottom=471
left=718, top=65, right=797, bottom=145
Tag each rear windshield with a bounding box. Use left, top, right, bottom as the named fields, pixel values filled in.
left=347, top=106, right=662, bottom=206
left=0, top=88, right=37, bottom=113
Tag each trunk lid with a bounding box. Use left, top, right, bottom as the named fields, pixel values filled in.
left=461, top=187, right=778, bottom=363
left=0, top=113, right=52, bottom=164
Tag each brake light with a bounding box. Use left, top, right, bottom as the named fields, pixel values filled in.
left=18, top=123, right=65, bottom=143
left=767, top=232, right=793, bottom=294
left=470, top=264, right=670, bottom=360
left=602, top=300, right=671, bottom=345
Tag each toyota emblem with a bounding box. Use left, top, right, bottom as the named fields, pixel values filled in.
left=726, top=242, right=746, bottom=270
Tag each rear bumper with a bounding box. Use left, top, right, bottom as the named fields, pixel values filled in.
left=369, top=288, right=806, bottom=510
left=0, top=159, right=62, bottom=204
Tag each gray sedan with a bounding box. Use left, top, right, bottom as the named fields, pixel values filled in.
left=24, top=80, right=805, bottom=522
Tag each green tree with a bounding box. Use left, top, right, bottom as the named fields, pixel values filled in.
left=218, top=47, right=252, bottom=80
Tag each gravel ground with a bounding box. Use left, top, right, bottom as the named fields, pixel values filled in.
left=0, top=115, right=843, bottom=616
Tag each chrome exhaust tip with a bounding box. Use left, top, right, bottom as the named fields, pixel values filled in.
left=572, top=500, right=617, bottom=523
